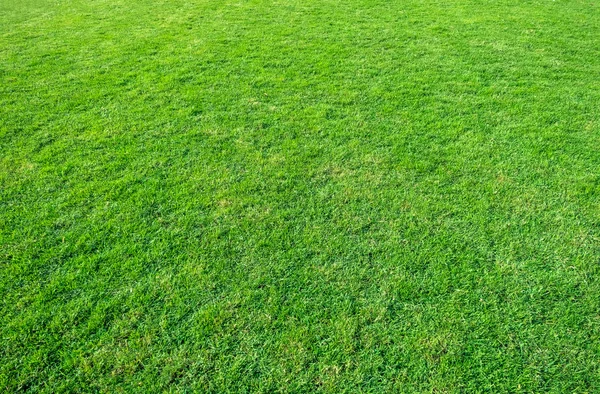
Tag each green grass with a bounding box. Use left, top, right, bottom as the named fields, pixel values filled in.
left=1, top=0, right=600, bottom=391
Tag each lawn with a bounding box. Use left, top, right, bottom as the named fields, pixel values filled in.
left=1, top=0, right=600, bottom=392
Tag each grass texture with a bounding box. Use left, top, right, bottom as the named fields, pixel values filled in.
left=1, top=0, right=600, bottom=392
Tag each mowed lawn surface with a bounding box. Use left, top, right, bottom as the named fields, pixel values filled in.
left=1, top=0, right=600, bottom=391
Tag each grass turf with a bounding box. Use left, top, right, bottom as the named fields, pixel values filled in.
left=1, top=0, right=600, bottom=392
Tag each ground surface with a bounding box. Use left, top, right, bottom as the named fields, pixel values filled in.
left=1, top=0, right=600, bottom=392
